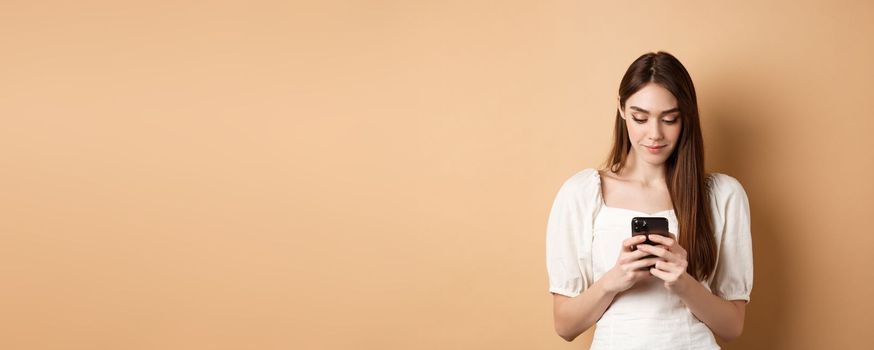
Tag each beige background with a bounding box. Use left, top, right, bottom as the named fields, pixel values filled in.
left=2, top=1, right=873, bottom=349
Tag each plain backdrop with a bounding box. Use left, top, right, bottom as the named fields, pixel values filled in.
left=2, top=1, right=873, bottom=349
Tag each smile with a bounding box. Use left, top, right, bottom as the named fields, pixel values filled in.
left=644, top=145, right=666, bottom=153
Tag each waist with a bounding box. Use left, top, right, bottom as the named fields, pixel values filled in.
left=600, top=276, right=684, bottom=317
left=593, top=315, right=719, bottom=350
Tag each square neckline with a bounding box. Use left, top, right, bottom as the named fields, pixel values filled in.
left=594, top=169, right=676, bottom=216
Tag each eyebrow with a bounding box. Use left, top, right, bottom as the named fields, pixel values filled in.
left=629, top=106, right=680, bottom=116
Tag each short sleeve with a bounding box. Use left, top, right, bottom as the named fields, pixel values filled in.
left=709, top=174, right=754, bottom=302
left=545, top=174, right=591, bottom=298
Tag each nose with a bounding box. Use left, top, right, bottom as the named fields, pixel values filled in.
left=647, top=120, right=664, bottom=141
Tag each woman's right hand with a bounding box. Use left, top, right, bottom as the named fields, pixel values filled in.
left=601, top=235, right=660, bottom=294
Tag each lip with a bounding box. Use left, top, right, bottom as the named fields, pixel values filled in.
left=644, top=144, right=666, bottom=153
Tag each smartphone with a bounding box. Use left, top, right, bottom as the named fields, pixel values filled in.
left=631, top=217, right=670, bottom=257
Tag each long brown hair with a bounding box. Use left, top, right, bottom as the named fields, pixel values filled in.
left=602, top=51, right=716, bottom=281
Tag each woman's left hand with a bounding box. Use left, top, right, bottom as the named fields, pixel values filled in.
left=637, top=233, right=691, bottom=292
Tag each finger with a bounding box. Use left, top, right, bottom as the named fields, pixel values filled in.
left=618, top=248, right=652, bottom=264
left=671, top=243, right=688, bottom=257
left=655, top=241, right=687, bottom=258
left=637, top=244, right=670, bottom=258
left=652, top=244, right=682, bottom=261
left=626, top=257, right=660, bottom=270
left=651, top=242, right=686, bottom=262
left=656, top=251, right=682, bottom=265
left=652, top=260, right=674, bottom=272
left=648, top=234, right=674, bottom=247
left=623, top=234, right=647, bottom=247
left=622, top=235, right=647, bottom=251
left=619, top=250, right=649, bottom=262
left=654, top=260, right=688, bottom=275
left=633, top=270, right=652, bottom=279
left=649, top=266, right=671, bottom=280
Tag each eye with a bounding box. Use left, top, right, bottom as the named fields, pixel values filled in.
left=631, top=116, right=647, bottom=124
left=662, top=118, right=678, bottom=125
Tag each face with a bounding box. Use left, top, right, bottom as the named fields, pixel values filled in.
left=617, top=82, right=682, bottom=165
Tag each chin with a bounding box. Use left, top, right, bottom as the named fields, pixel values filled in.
left=645, top=158, right=669, bottom=166
left=639, top=151, right=670, bottom=164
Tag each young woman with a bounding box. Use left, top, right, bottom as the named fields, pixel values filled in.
left=545, top=51, right=753, bottom=349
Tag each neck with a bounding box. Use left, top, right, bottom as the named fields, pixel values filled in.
left=620, top=150, right=666, bottom=187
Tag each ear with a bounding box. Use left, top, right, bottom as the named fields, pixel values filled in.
left=616, top=97, right=625, bottom=119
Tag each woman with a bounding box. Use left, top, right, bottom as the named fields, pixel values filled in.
left=546, top=51, right=753, bottom=349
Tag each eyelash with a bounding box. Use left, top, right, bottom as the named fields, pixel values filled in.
left=632, top=117, right=678, bottom=125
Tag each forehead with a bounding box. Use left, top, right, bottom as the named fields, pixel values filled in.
left=625, top=83, right=678, bottom=112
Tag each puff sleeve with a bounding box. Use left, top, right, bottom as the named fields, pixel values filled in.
left=545, top=174, right=592, bottom=297
left=708, top=174, right=754, bottom=302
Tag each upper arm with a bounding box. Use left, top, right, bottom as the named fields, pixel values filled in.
left=729, top=299, right=747, bottom=340
left=730, top=299, right=747, bottom=320
left=709, top=174, right=754, bottom=302
left=552, top=292, right=571, bottom=315
left=552, top=293, right=577, bottom=341
left=546, top=180, right=587, bottom=298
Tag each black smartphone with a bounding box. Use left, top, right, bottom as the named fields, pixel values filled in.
left=631, top=217, right=670, bottom=257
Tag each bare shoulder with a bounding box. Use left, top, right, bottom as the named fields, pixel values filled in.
left=597, top=168, right=620, bottom=180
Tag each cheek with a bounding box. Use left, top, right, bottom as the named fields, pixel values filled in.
left=667, top=124, right=682, bottom=140
left=625, top=122, right=645, bottom=140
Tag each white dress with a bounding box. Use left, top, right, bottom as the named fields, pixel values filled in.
left=546, top=168, right=753, bottom=350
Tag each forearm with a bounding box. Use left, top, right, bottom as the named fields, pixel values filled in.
left=554, top=279, right=617, bottom=341
left=673, top=273, right=745, bottom=340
